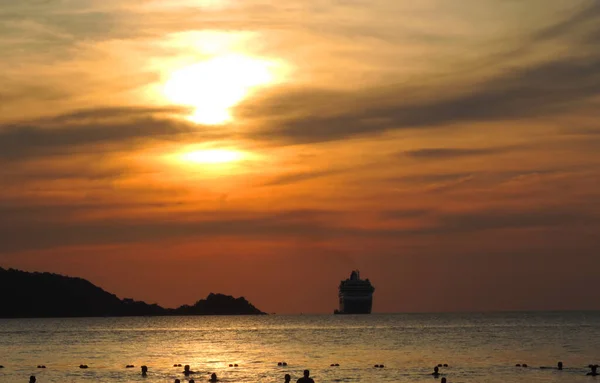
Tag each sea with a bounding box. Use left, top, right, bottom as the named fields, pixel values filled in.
left=0, top=312, right=598, bottom=383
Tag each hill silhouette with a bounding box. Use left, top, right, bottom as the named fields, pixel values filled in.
left=0, top=267, right=265, bottom=318
left=170, top=293, right=265, bottom=316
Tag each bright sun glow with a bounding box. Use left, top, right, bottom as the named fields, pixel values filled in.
left=181, top=149, right=244, bottom=164
left=164, top=54, right=276, bottom=125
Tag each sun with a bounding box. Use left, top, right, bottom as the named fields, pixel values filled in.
left=163, top=54, right=276, bottom=125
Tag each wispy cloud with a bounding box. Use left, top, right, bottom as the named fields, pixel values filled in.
left=263, top=169, right=343, bottom=186
left=1, top=202, right=598, bottom=254
left=379, top=209, right=431, bottom=220
left=0, top=208, right=346, bottom=253
left=391, top=172, right=475, bottom=184
left=436, top=207, right=600, bottom=233
left=402, top=147, right=511, bottom=159
left=241, top=1, right=600, bottom=144
left=533, top=0, right=600, bottom=41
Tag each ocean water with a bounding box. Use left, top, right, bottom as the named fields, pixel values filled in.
left=0, top=312, right=598, bottom=383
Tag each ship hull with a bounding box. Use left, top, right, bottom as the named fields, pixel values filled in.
left=337, top=294, right=373, bottom=314
left=335, top=270, right=375, bottom=314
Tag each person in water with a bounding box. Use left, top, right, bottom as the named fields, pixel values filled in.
left=284, top=374, right=291, bottom=383
left=209, top=373, right=218, bottom=382
left=183, top=365, right=197, bottom=375
left=297, top=369, right=315, bottom=383
left=432, top=366, right=440, bottom=377
left=29, top=376, right=36, bottom=383
left=588, top=365, right=599, bottom=376
left=141, top=365, right=148, bottom=376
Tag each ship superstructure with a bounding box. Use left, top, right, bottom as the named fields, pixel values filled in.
left=334, top=270, right=375, bottom=314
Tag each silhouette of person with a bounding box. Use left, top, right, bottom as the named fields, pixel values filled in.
left=588, top=365, right=599, bottom=376
left=441, top=378, right=447, bottom=383
left=175, top=380, right=181, bottom=383
left=141, top=365, right=148, bottom=376
left=432, top=366, right=440, bottom=377
left=284, top=374, right=291, bottom=383
left=183, top=365, right=197, bottom=375
left=296, top=369, right=315, bottom=383
left=209, top=373, right=218, bottom=382
left=558, top=361, right=563, bottom=370
left=29, top=376, right=36, bottom=383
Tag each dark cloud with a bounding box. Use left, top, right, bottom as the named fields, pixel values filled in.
left=391, top=172, right=475, bottom=184
left=43, top=106, right=190, bottom=124
left=0, top=200, right=182, bottom=224
left=403, top=147, right=509, bottom=159
left=378, top=206, right=600, bottom=237
left=249, top=54, right=600, bottom=143
left=0, top=106, right=219, bottom=161
left=436, top=207, right=600, bottom=233
left=0, top=163, right=130, bottom=182
left=0, top=209, right=351, bottom=253
left=390, top=167, right=584, bottom=188
left=385, top=171, right=477, bottom=193
left=379, top=209, right=431, bottom=220
left=559, top=126, right=600, bottom=136
left=385, top=167, right=594, bottom=195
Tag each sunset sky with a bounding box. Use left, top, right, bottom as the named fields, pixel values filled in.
left=1, top=0, right=599, bottom=314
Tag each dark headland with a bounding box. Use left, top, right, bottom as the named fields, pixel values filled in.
left=0, top=267, right=266, bottom=318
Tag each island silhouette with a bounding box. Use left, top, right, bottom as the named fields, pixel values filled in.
left=0, top=267, right=265, bottom=318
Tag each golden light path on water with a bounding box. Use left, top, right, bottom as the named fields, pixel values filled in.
left=3, top=314, right=600, bottom=383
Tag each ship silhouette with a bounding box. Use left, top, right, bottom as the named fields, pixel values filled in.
left=334, top=270, right=375, bottom=314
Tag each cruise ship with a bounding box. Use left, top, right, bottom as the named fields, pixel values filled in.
left=334, top=270, right=375, bottom=314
